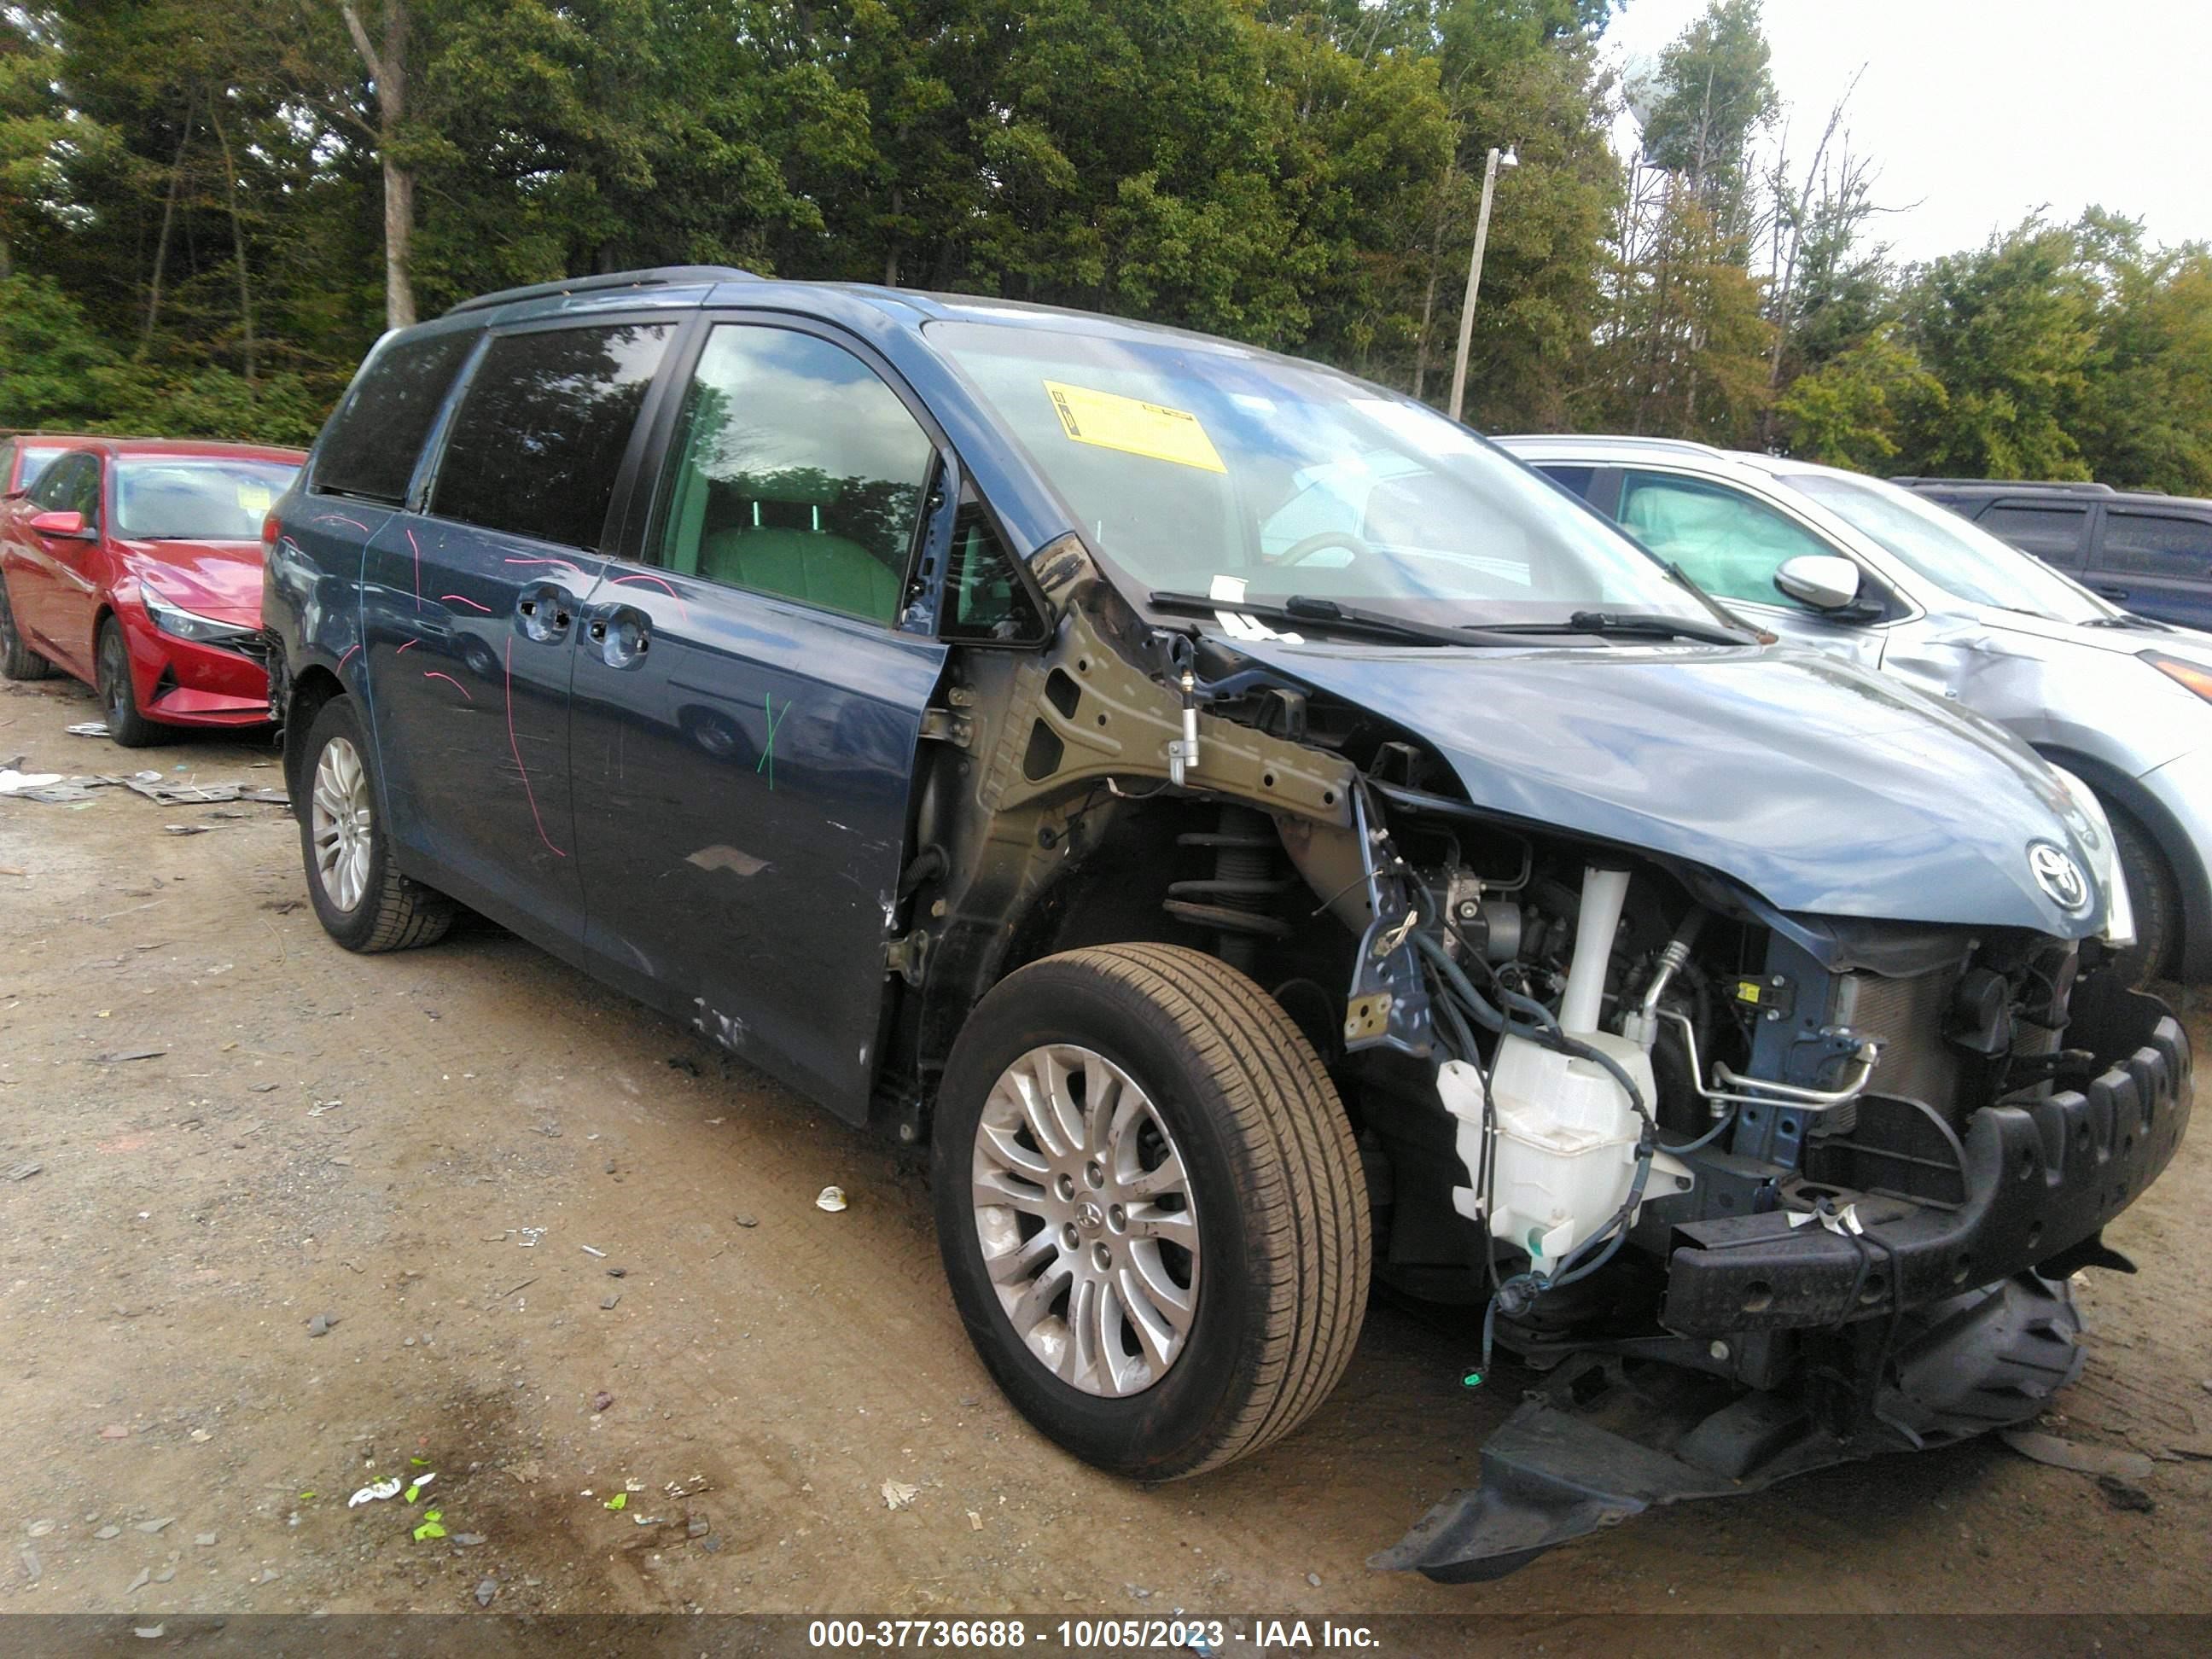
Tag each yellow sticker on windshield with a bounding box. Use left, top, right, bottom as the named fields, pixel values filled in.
left=236, top=483, right=273, bottom=515
left=1044, top=381, right=1226, bottom=474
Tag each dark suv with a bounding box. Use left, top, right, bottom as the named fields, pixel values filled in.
left=263, top=267, right=2186, bottom=1580
left=1895, top=477, right=2212, bottom=631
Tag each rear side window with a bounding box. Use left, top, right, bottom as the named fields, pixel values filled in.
left=1535, top=464, right=1597, bottom=498
left=2099, top=510, right=2212, bottom=579
left=313, top=330, right=477, bottom=505
left=431, top=323, right=674, bottom=549
left=1977, top=502, right=2087, bottom=562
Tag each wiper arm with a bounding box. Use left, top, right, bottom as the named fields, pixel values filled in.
left=1148, top=591, right=1493, bottom=649
left=1491, top=610, right=1753, bottom=647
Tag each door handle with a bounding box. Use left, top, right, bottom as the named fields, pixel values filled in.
left=516, top=582, right=574, bottom=643
left=585, top=603, right=650, bottom=669
left=2095, top=585, right=2129, bottom=601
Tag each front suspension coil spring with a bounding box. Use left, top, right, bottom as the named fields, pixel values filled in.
left=1163, top=806, right=1297, bottom=968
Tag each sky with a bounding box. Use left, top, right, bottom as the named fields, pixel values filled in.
left=1601, top=0, right=2212, bottom=263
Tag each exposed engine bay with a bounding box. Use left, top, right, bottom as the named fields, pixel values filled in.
left=899, top=538, right=2193, bottom=1579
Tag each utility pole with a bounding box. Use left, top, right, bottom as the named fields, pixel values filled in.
left=1447, top=145, right=1517, bottom=426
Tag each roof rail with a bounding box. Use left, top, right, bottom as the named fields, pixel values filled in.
left=445, top=265, right=758, bottom=317
left=1496, top=433, right=1732, bottom=460
left=1889, top=475, right=2116, bottom=494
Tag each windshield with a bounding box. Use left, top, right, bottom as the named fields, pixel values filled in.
left=114, top=457, right=299, bottom=541
left=1780, top=470, right=2117, bottom=626
left=927, top=320, right=1709, bottom=628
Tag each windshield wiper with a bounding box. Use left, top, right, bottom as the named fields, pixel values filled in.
left=1489, top=610, right=1753, bottom=647
left=1147, top=591, right=1491, bottom=649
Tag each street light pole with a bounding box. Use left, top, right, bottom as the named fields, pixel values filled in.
left=1447, top=144, right=1516, bottom=426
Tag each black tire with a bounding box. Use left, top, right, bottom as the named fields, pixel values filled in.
left=2108, top=803, right=2177, bottom=989
left=0, top=578, right=55, bottom=680
left=96, top=616, right=165, bottom=748
left=933, top=943, right=1371, bottom=1481
left=296, top=695, right=455, bottom=953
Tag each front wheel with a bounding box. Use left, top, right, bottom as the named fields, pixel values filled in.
left=933, top=944, right=1371, bottom=1481
left=2108, top=804, right=2177, bottom=989
left=297, top=695, right=455, bottom=952
left=96, top=617, right=164, bottom=747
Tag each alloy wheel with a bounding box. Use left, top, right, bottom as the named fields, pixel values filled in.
left=311, top=736, right=374, bottom=913
left=969, top=1043, right=1200, bottom=1396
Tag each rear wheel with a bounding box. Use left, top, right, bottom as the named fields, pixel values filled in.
left=96, top=617, right=164, bottom=748
left=933, top=944, right=1370, bottom=1481
left=2108, top=803, right=2177, bottom=989
left=298, top=695, right=454, bottom=952
left=0, top=579, right=55, bottom=680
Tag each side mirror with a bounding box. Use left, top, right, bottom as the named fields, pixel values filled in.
left=1773, top=553, right=1863, bottom=613
left=28, top=509, right=91, bottom=539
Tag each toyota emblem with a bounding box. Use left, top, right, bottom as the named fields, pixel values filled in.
left=2029, top=841, right=2091, bottom=912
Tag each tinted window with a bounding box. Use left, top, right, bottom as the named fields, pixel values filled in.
left=1618, top=471, right=1840, bottom=610
left=432, top=323, right=673, bottom=548
left=943, top=496, right=1046, bottom=643
left=1535, top=463, right=1597, bottom=499
left=2099, top=510, right=2212, bottom=579
left=114, top=457, right=301, bottom=540
left=1976, top=502, right=2087, bottom=562
left=314, top=329, right=476, bottom=505
left=654, top=325, right=935, bottom=623
left=29, top=452, right=99, bottom=523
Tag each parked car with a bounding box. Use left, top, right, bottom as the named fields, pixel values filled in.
left=0, top=432, right=89, bottom=495
left=1893, top=475, right=2212, bottom=632
left=265, top=267, right=2187, bottom=1581
left=1504, top=435, right=2212, bottom=990
left=0, top=437, right=304, bottom=743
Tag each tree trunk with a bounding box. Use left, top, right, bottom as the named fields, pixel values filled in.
left=209, top=96, right=257, bottom=385
left=343, top=2, right=416, bottom=329
left=142, top=119, right=193, bottom=352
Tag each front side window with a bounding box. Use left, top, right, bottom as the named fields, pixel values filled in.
left=431, top=323, right=673, bottom=548
left=1780, top=471, right=2112, bottom=625
left=654, top=325, right=935, bottom=624
left=1977, top=502, right=2087, bottom=562
left=114, top=457, right=300, bottom=541
left=29, top=452, right=99, bottom=524
left=2100, top=511, right=2212, bottom=579
left=314, top=329, right=477, bottom=505
left=927, top=319, right=1703, bottom=630
left=1617, top=472, right=1839, bottom=610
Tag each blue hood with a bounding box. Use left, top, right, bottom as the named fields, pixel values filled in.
left=1233, top=639, right=2109, bottom=938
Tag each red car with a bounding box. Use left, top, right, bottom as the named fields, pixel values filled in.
left=0, top=437, right=304, bottom=744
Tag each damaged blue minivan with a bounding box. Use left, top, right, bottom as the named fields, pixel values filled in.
left=263, top=267, right=2191, bottom=1580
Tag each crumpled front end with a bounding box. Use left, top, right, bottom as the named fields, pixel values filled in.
left=1375, top=969, right=2189, bottom=1581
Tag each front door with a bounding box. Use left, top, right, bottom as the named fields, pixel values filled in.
left=361, top=317, right=677, bottom=946
left=568, top=320, right=949, bottom=1121
left=1615, top=469, right=1889, bottom=670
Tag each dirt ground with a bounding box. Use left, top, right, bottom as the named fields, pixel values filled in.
left=3, top=669, right=2209, bottom=1626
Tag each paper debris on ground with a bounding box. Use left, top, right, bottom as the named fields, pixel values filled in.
left=348, top=1477, right=404, bottom=1507
left=817, top=1185, right=848, bottom=1213
left=879, top=1480, right=920, bottom=1511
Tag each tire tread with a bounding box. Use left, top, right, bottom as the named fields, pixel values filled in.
left=1054, top=943, right=1370, bottom=1476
